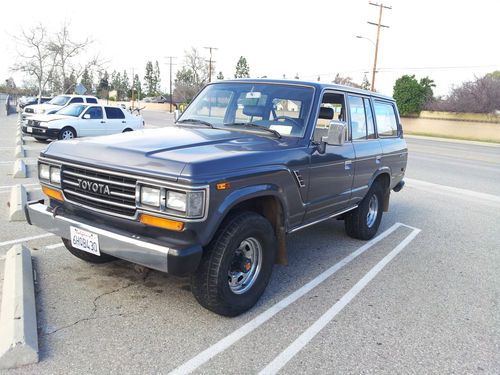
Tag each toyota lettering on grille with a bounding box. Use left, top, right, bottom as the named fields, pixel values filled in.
left=77, top=178, right=111, bottom=195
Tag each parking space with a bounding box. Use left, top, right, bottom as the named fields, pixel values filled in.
left=0, top=111, right=499, bottom=374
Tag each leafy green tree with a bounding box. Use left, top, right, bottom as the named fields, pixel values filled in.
left=143, top=61, right=155, bottom=96
left=80, top=68, right=93, bottom=94
left=131, top=74, right=141, bottom=99
left=393, top=75, right=435, bottom=115
left=96, top=70, right=109, bottom=99
left=121, top=70, right=130, bottom=100
left=154, top=60, right=161, bottom=94
left=234, top=56, right=250, bottom=78
left=361, top=74, right=370, bottom=90
left=485, top=70, right=500, bottom=80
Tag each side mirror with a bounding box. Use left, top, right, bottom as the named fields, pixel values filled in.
left=174, top=109, right=180, bottom=122
left=321, top=121, right=347, bottom=146
left=83, top=114, right=91, bottom=119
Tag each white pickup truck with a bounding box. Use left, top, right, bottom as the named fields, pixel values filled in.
left=22, top=94, right=99, bottom=122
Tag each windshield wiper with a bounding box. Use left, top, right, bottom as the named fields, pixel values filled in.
left=224, top=122, right=281, bottom=138
left=177, top=118, right=214, bottom=128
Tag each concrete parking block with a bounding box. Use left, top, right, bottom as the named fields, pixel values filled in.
left=13, top=160, right=27, bottom=179
left=14, top=145, right=25, bottom=158
left=8, top=185, right=27, bottom=222
left=0, top=245, right=39, bottom=369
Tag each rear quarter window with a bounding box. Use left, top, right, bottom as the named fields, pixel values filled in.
left=105, top=107, right=125, bottom=119
left=374, top=101, right=398, bottom=137
left=86, top=98, right=98, bottom=104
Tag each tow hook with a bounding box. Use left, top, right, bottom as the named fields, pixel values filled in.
left=393, top=180, right=405, bottom=192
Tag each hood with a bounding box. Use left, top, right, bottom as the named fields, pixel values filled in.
left=31, top=114, right=72, bottom=122
left=24, top=103, right=62, bottom=113
left=43, top=126, right=299, bottom=182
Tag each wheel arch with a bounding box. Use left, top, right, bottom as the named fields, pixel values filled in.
left=216, top=187, right=288, bottom=265
left=369, top=169, right=391, bottom=212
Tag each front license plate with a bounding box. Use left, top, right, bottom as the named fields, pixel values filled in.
left=27, top=127, right=33, bottom=133
left=70, top=226, right=100, bottom=256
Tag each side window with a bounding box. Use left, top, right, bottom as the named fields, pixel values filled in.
left=105, top=107, right=125, bottom=119
left=374, top=101, right=398, bottom=137
left=84, top=106, right=103, bottom=119
left=86, top=97, right=98, bottom=104
left=313, top=92, right=346, bottom=143
left=364, top=98, right=376, bottom=139
left=69, top=97, right=84, bottom=104
left=348, top=95, right=367, bottom=140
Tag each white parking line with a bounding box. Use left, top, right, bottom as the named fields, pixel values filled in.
left=259, top=227, right=421, bottom=375
left=407, top=178, right=500, bottom=204
left=0, top=233, right=54, bottom=248
left=169, top=222, right=408, bottom=375
left=45, top=242, right=63, bottom=249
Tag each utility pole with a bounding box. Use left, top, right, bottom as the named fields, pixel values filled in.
left=164, top=56, right=176, bottom=113
left=204, top=46, right=218, bottom=83
left=367, top=2, right=391, bottom=91
left=131, top=67, right=135, bottom=109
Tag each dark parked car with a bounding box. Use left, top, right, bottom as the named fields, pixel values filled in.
left=19, top=96, right=52, bottom=109
left=25, top=79, right=407, bottom=316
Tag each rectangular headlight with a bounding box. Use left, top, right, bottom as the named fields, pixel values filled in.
left=166, top=191, right=186, bottom=212
left=187, top=191, right=204, bottom=217
left=141, top=186, right=161, bottom=207
left=38, top=163, right=50, bottom=181
left=50, top=166, right=61, bottom=185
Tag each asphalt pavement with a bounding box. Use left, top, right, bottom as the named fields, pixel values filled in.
left=0, top=111, right=498, bottom=374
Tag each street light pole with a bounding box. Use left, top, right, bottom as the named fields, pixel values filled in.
left=367, top=2, right=391, bottom=91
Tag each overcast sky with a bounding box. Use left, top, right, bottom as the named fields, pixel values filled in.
left=1, top=0, right=499, bottom=96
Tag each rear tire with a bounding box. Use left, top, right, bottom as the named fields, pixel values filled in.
left=62, top=238, right=116, bottom=264
left=345, top=181, right=384, bottom=240
left=190, top=211, right=277, bottom=316
left=58, top=127, right=76, bottom=140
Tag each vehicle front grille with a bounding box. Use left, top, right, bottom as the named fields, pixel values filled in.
left=61, top=165, right=137, bottom=217
left=25, top=108, right=34, bottom=113
left=27, top=120, right=40, bottom=126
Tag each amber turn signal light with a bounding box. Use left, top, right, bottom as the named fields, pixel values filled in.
left=42, top=186, right=64, bottom=202
left=139, top=214, right=184, bottom=231
left=216, top=182, right=231, bottom=190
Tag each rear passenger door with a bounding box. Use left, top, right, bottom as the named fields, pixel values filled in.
left=373, top=100, right=407, bottom=183
left=347, top=95, right=383, bottom=204
left=104, top=107, right=127, bottom=134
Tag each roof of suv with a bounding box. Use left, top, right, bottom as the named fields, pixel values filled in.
left=216, top=78, right=394, bottom=101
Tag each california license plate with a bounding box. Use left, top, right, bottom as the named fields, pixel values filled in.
left=27, top=127, right=33, bottom=133
left=70, top=226, right=100, bottom=256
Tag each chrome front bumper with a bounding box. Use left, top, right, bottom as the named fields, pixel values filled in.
left=26, top=202, right=172, bottom=272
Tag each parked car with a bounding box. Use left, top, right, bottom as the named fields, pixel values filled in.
left=18, top=96, right=52, bottom=109
left=22, top=103, right=144, bottom=141
left=22, top=94, right=98, bottom=122
left=144, top=96, right=168, bottom=103
left=25, top=79, right=407, bottom=316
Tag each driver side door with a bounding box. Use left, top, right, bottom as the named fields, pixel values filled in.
left=80, top=106, right=104, bottom=136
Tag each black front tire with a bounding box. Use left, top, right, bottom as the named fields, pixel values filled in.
left=190, top=211, right=277, bottom=317
left=345, top=181, right=384, bottom=240
left=62, top=238, right=116, bottom=264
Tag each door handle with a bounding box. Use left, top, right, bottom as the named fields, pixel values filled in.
left=376, top=155, right=382, bottom=164
left=344, top=160, right=352, bottom=170
left=100, top=121, right=105, bottom=123
left=122, top=121, right=126, bottom=123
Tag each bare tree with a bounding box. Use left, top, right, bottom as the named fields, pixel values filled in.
left=49, top=22, right=100, bottom=93
left=11, top=24, right=58, bottom=102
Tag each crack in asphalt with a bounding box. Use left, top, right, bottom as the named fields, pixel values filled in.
left=43, top=283, right=134, bottom=336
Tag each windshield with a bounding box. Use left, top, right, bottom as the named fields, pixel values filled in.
left=178, top=82, right=315, bottom=137
left=48, top=95, right=70, bottom=106
left=56, top=104, right=88, bottom=117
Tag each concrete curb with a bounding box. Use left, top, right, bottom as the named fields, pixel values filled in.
left=16, top=137, right=24, bottom=146
left=13, top=160, right=27, bottom=178
left=8, top=185, right=27, bottom=222
left=0, top=245, right=39, bottom=369
left=14, top=145, right=25, bottom=158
